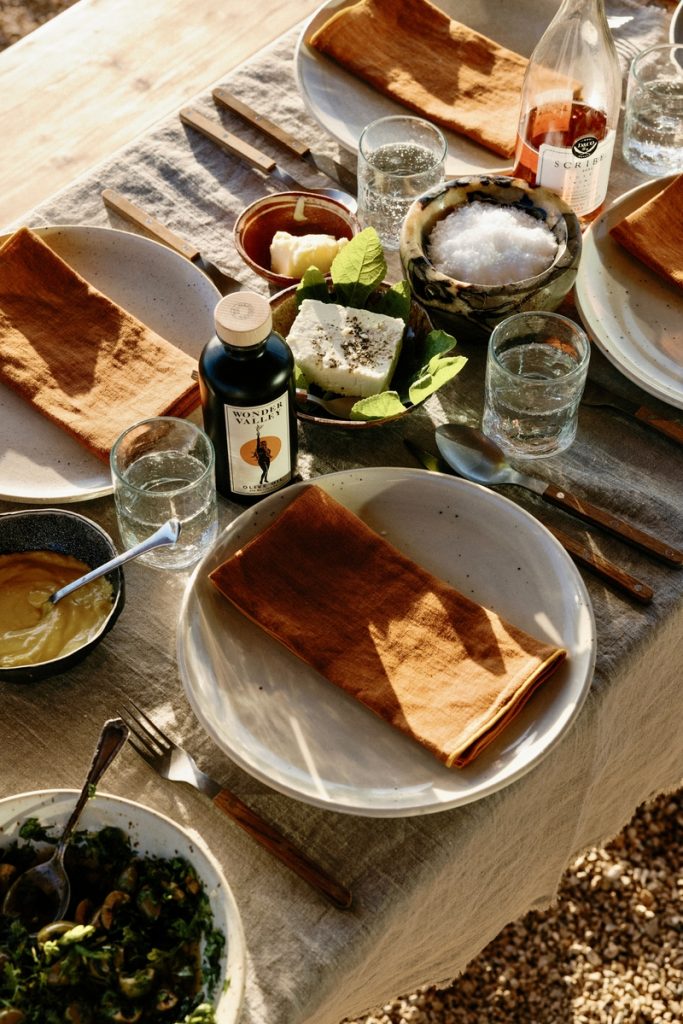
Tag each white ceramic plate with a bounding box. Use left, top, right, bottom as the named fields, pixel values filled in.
left=178, top=468, right=596, bottom=817
left=0, top=226, right=220, bottom=504
left=0, top=789, right=246, bottom=1024
left=671, top=0, right=683, bottom=44
left=294, top=0, right=558, bottom=176
left=575, top=176, right=683, bottom=410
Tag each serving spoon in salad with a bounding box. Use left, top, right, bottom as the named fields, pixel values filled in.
left=2, top=718, right=129, bottom=933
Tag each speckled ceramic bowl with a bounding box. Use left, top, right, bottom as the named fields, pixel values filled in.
left=0, top=789, right=246, bottom=1023
left=399, top=175, right=582, bottom=339
left=233, top=190, right=360, bottom=287
left=0, top=508, right=124, bottom=683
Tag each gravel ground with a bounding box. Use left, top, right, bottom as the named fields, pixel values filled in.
left=2, top=4, right=682, bottom=1024
left=346, top=789, right=682, bottom=1024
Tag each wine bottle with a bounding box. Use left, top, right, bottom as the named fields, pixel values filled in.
left=512, top=0, right=621, bottom=221
left=199, top=291, right=297, bottom=504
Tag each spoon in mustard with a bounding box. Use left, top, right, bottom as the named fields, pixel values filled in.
left=48, top=518, right=181, bottom=605
left=435, top=423, right=683, bottom=566
left=2, top=718, right=129, bottom=933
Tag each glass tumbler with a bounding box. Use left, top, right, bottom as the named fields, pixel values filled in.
left=110, top=417, right=218, bottom=570
left=482, top=312, right=590, bottom=459
left=623, top=44, right=683, bottom=176
left=357, top=115, right=447, bottom=250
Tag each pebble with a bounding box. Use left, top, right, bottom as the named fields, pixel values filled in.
left=343, top=789, right=681, bottom=1024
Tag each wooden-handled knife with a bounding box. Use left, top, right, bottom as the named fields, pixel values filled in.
left=581, top=380, right=683, bottom=446
left=212, top=86, right=358, bottom=195
left=102, top=189, right=240, bottom=296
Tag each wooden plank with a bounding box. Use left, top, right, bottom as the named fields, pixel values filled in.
left=0, top=0, right=319, bottom=227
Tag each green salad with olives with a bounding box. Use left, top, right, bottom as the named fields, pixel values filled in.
left=0, top=820, right=225, bottom=1024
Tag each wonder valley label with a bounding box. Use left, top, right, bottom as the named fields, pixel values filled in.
left=224, top=396, right=293, bottom=496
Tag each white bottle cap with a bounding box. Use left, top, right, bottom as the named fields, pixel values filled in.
left=214, top=291, right=273, bottom=347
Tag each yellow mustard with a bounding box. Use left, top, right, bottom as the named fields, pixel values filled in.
left=0, top=551, right=114, bottom=668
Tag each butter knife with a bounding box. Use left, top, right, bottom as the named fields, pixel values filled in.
left=581, top=380, right=683, bottom=446
left=212, top=87, right=358, bottom=195
left=404, top=440, right=654, bottom=604
left=180, top=107, right=309, bottom=193
left=102, top=189, right=240, bottom=296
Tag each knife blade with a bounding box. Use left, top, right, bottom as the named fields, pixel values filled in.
left=180, top=107, right=309, bottom=193
left=581, top=380, right=683, bottom=446
left=404, top=439, right=654, bottom=604
left=212, top=87, right=358, bottom=196
left=102, top=189, right=240, bottom=296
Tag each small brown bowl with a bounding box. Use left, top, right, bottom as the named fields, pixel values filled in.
left=270, top=283, right=436, bottom=429
left=233, top=191, right=360, bottom=288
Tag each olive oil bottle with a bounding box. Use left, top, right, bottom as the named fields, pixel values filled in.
left=198, top=291, right=297, bottom=503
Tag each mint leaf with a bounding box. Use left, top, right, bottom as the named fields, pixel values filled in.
left=408, top=354, right=467, bottom=405
left=331, top=227, right=386, bottom=307
left=421, top=328, right=458, bottom=361
left=295, top=266, right=330, bottom=306
left=350, top=391, right=406, bottom=420
left=371, top=279, right=412, bottom=322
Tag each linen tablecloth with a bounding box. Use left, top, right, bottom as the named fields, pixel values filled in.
left=1, top=4, right=681, bottom=1023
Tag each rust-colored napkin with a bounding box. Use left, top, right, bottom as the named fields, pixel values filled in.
left=307, top=0, right=528, bottom=158
left=210, top=485, right=566, bottom=768
left=609, top=176, right=683, bottom=292
left=0, top=227, right=200, bottom=462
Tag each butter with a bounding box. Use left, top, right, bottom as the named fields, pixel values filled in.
left=0, top=551, right=114, bottom=668
left=270, top=231, right=348, bottom=278
left=286, top=298, right=404, bottom=397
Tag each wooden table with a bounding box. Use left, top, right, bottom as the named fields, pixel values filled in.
left=0, top=0, right=319, bottom=228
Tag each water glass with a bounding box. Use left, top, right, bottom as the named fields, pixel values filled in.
left=623, top=44, right=683, bottom=176
left=482, top=312, right=590, bottom=459
left=110, top=417, right=218, bottom=570
left=357, top=115, right=447, bottom=250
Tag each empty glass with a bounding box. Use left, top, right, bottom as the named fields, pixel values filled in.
left=482, top=312, right=590, bottom=459
left=357, top=115, right=447, bottom=250
left=110, top=417, right=218, bottom=570
left=623, top=44, right=683, bottom=177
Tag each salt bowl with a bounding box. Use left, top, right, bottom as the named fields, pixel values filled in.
left=399, top=175, right=582, bottom=339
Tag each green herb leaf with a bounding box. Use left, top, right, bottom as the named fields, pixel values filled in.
left=421, top=328, right=458, bottom=362
left=408, top=354, right=468, bottom=405
left=295, top=266, right=330, bottom=306
left=349, top=391, right=407, bottom=420
left=330, top=227, right=386, bottom=307
left=293, top=364, right=309, bottom=391
left=371, top=279, right=411, bottom=322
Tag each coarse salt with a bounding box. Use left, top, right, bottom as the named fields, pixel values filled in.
left=427, top=202, right=559, bottom=285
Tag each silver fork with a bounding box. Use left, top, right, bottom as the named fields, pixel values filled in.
left=120, top=700, right=352, bottom=910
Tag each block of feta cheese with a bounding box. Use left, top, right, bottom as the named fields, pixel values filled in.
left=270, top=231, right=348, bottom=278
left=286, top=298, right=405, bottom=397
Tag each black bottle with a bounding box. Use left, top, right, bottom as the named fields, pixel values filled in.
left=198, top=291, right=297, bottom=503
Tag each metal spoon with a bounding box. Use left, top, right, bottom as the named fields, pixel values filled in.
left=2, top=718, right=129, bottom=932
left=435, top=423, right=683, bottom=567
left=48, top=518, right=181, bottom=605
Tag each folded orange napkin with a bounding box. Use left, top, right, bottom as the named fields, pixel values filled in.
left=0, top=227, right=200, bottom=462
left=210, top=485, right=566, bottom=768
left=609, top=176, right=683, bottom=292
left=307, top=0, right=528, bottom=158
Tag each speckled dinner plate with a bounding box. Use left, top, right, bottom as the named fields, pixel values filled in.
left=575, top=177, right=683, bottom=411
left=0, top=226, right=220, bottom=503
left=178, top=468, right=596, bottom=817
left=294, top=0, right=559, bottom=176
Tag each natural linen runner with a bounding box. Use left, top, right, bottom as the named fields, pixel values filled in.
left=0, top=227, right=199, bottom=462
left=210, top=485, right=566, bottom=768
left=307, top=0, right=528, bottom=157
left=609, top=175, right=683, bottom=292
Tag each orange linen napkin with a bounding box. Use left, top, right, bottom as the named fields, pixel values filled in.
left=210, top=485, right=566, bottom=769
left=609, top=176, right=683, bottom=292
left=307, top=0, right=528, bottom=158
left=0, top=227, right=200, bottom=462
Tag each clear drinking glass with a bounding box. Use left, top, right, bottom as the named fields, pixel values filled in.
left=623, top=44, right=683, bottom=176
left=357, top=115, right=447, bottom=250
left=110, top=417, right=218, bottom=570
left=482, top=312, right=590, bottom=459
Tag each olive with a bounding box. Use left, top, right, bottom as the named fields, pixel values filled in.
left=116, top=863, right=138, bottom=893
left=136, top=886, right=161, bottom=920
left=118, top=966, right=155, bottom=999
left=155, top=990, right=178, bottom=1013
left=36, top=921, right=77, bottom=944
left=0, top=1009, right=26, bottom=1024
left=0, top=864, right=17, bottom=898
left=74, top=898, right=93, bottom=925
left=99, top=890, right=130, bottom=929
